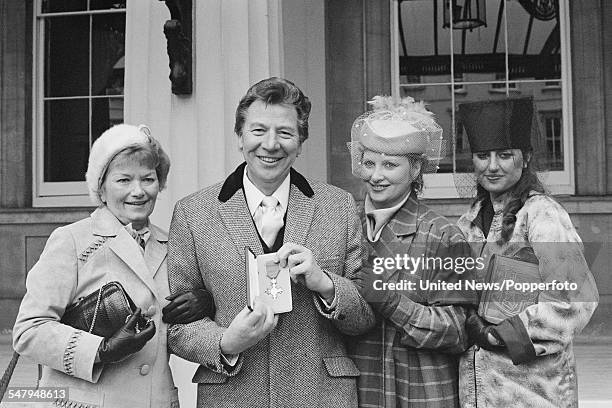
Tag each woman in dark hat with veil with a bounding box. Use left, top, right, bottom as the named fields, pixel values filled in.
left=456, top=97, right=598, bottom=408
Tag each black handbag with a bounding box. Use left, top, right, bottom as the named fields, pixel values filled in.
left=1, top=282, right=145, bottom=400
left=61, top=281, right=146, bottom=339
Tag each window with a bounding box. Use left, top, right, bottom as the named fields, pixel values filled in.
left=393, top=0, right=573, bottom=197
left=33, top=0, right=127, bottom=206
left=541, top=111, right=563, bottom=170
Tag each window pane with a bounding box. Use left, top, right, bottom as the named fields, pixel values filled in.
left=44, top=99, right=89, bottom=182
left=506, top=86, right=564, bottom=172
left=91, top=14, right=125, bottom=96
left=399, top=0, right=451, bottom=84
left=506, top=0, right=560, bottom=80
left=92, top=97, right=124, bottom=144
left=90, top=0, right=127, bottom=10
left=42, top=0, right=86, bottom=13
left=44, top=16, right=89, bottom=97
left=452, top=0, right=505, bottom=83
left=544, top=80, right=561, bottom=89
left=538, top=116, right=564, bottom=170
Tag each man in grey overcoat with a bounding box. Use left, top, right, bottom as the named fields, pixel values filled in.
left=167, top=77, right=375, bottom=407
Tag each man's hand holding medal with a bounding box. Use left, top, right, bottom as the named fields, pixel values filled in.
left=276, top=242, right=335, bottom=302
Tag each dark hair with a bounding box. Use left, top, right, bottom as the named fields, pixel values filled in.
left=234, top=77, right=311, bottom=143
left=475, top=148, right=545, bottom=243
left=101, top=139, right=171, bottom=191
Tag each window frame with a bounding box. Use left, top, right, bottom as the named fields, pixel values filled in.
left=32, top=1, right=127, bottom=207
left=391, top=0, right=574, bottom=199
left=452, top=72, right=467, bottom=94
left=489, top=73, right=518, bottom=93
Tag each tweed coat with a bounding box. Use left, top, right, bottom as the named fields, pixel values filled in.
left=457, top=192, right=599, bottom=408
left=13, top=206, right=179, bottom=408
left=167, top=163, right=376, bottom=408
left=348, top=194, right=477, bottom=408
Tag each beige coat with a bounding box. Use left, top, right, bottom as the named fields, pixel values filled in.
left=13, top=206, right=179, bottom=408
left=457, top=192, right=599, bottom=408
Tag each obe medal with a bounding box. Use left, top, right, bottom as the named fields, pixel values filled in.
left=265, top=263, right=283, bottom=299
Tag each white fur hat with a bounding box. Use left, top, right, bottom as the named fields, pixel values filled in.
left=85, top=124, right=152, bottom=206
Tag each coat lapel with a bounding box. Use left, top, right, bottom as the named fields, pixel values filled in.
left=283, top=183, right=315, bottom=246
left=386, top=194, right=418, bottom=238
left=92, top=206, right=161, bottom=299
left=107, top=228, right=161, bottom=299
left=362, top=194, right=419, bottom=283
left=218, top=188, right=265, bottom=258
left=368, top=227, right=403, bottom=283
left=145, top=225, right=168, bottom=279
left=360, top=205, right=400, bottom=282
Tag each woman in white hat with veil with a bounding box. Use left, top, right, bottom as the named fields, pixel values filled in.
left=347, top=96, right=477, bottom=408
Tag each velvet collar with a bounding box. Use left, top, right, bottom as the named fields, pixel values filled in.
left=218, top=162, right=314, bottom=202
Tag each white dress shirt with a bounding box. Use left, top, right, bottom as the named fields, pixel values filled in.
left=243, top=167, right=336, bottom=309
left=243, top=168, right=290, bottom=220
left=220, top=169, right=292, bottom=367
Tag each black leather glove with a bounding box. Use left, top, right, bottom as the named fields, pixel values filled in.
left=98, top=308, right=155, bottom=363
left=465, top=309, right=504, bottom=351
left=162, top=289, right=216, bottom=324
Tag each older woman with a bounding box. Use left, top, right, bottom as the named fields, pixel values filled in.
left=348, top=96, right=477, bottom=408
left=13, top=124, right=213, bottom=408
left=456, top=97, right=599, bottom=408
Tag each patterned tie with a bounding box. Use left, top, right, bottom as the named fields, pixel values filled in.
left=134, top=232, right=146, bottom=250
left=254, top=196, right=284, bottom=248
left=126, top=225, right=150, bottom=251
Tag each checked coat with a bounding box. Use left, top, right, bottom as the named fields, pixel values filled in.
left=348, top=193, right=477, bottom=408
left=167, top=163, right=375, bottom=408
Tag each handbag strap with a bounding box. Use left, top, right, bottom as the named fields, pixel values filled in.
left=0, top=351, right=20, bottom=400
left=89, top=286, right=105, bottom=333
